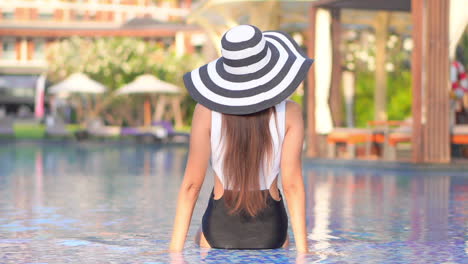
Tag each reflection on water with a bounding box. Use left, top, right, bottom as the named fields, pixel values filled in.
left=0, top=141, right=466, bottom=264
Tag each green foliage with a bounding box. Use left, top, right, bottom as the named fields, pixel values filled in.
left=459, top=27, right=468, bottom=67
left=12, top=124, right=82, bottom=139
left=46, top=37, right=203, bottom=126
left=181, top=96, right=198, bottom=126
left=354, top=70, right=412, bottom=127
left=290, top=92, right=303, bottom=107
left=354, top=71, right=375, bottom=127
left=47, top=37, right=202, bottom=91
left=387, top=71, right=412, bottom=121
left=13, top=124, right=46, bottom=139
left=342, top=28, right=413, bottom=127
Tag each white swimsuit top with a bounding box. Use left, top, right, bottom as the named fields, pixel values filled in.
left=210, top=100, right=287, bottom=190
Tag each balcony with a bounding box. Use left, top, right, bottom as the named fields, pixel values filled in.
left=0, top=0, right=190, bottom=23
left=0, top=59, right=48, bottom=74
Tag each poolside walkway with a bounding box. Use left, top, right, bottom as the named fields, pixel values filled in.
left=304, top=157, right=468, bottom=175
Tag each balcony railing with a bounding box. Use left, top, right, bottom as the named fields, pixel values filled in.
left=0, top=59, right=47, bottom=66
left=0, top=0, right=190, bottom=22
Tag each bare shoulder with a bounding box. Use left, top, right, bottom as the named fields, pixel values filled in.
left=192, top=103, right=211, bottom=130
left=285, top=99, right=302, bottom=116
left=285, top=99, right=304, bottom=130
left=194, top=103, right=211, bottom=117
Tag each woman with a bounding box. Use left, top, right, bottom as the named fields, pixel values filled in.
left=169, top=24, right=313, bottom=252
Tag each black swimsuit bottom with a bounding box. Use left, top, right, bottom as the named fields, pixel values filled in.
left=202, top=187, right=288, bottom=249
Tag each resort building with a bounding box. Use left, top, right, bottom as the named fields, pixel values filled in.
left=0, top=0, right=202, bottom=115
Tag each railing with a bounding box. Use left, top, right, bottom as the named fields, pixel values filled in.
left=0, top=59, right=48, bottom=68
left=0, top=0, right=190, bottom=21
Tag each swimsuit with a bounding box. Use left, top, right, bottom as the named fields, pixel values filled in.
left=201, top=100, right=288, bottom=249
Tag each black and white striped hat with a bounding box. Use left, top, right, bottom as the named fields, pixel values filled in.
left=183, top=24, right=314, bottom=115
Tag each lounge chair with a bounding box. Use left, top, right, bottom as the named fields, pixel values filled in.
left=452, top=125, right=468, bottom=144
left=377, top=123, right=468, bottom=160
left=86, top=119, right=121, bottom=138
left=452, top=125, right=468, bottom=158
left=45, top=116, right=72, bottom=138
left=0, top=116, right=15, bottom=138
left=327, top=120, right=409, bottom=159
left=367, top=120, right=411, bottom=160
left=88, top=126, right=121, bottom=138
left=327, top=127, right=377, bottom=159
left=152, top=120, right=190, bottom=143
left=120, top=125, right=167, bottom=142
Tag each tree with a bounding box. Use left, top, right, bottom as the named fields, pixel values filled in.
left=46, top=37, right=202, bottom=126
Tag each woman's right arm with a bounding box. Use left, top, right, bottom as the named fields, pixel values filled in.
left=169, top=103, right=211, bottom=252
left=280, top=100, right=308, bottom=253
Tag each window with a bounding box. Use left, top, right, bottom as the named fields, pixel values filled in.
left=33, top=39, right=45, bottom=60
left=2, top=11, right=14, bottom=20
left=0, top=75, right=36, bottom=100
left=88, top=10, right=97, bottom=20
left=75, top=11, right=84, bottom=21
left=10, top=87, right=35, bottom=97
left=38, top=12, right=54, bottom=20
left=37, top=7, right=54, bottom=20
left=2, top=40, right=16, bottom=60
left=75, top=0, right=85, bottom=20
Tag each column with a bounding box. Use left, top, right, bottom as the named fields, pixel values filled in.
left=306, top=6, right=318, bottom=157
left=330, top=8, right=343, bottom=126
left=374, top=12, right=390, bottom=122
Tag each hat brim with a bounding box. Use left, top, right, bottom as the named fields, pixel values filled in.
left=183, top=30, right=314, bottom=115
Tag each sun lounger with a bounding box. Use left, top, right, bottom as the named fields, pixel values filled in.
left=380, top=124, right=468, bottom=160
left=88, top=126, right=121, bottom=137
left=327, top=128, right=377, bottom=158
left=120, top=126, right=167, bottom=141
left=45, top=116, right=72, bottom=138
left=0, top=117, right=15, bottom=138
left=367, top=121, right=411, bottom=160
left=328, top=121, right=410, bottom=160
left=86, top=119, right=121, bottom=138
left=452, top=125, right=468, bottom=144
left=152, top=120, right=190, bottom=142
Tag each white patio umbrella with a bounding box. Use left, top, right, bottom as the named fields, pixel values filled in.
left=116, top=74, right=181, bottom=127
left=48, top=73, right=107, bottom=94
left=116, top=74, right=180, bottom=95
left=48, top=73, right=107, bottom=124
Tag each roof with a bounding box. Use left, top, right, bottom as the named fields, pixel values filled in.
left=0, top=21, right=200, bottom=38
left=311, top=0, right=411, bottom=12
left=121, top=17, right=166, bottom=28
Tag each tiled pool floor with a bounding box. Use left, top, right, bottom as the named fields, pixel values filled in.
left=0, top=141, right=466, bottom=264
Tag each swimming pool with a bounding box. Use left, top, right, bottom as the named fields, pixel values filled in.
left=0, top=141, right=466, bottom=264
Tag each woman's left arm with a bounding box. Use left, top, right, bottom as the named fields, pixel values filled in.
left=169, top=103, right=211, bottom=252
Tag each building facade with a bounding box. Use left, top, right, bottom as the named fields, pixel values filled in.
left=0, top=0, right=199, bottom=115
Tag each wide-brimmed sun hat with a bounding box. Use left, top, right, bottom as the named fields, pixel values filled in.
left=183, top=24, right=314, bottom=115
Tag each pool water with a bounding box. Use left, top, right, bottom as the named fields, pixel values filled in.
left=0, top=141, right=466, bottom=264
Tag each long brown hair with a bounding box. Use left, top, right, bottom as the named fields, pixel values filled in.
left=220, top=106, right=279, bottom=217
